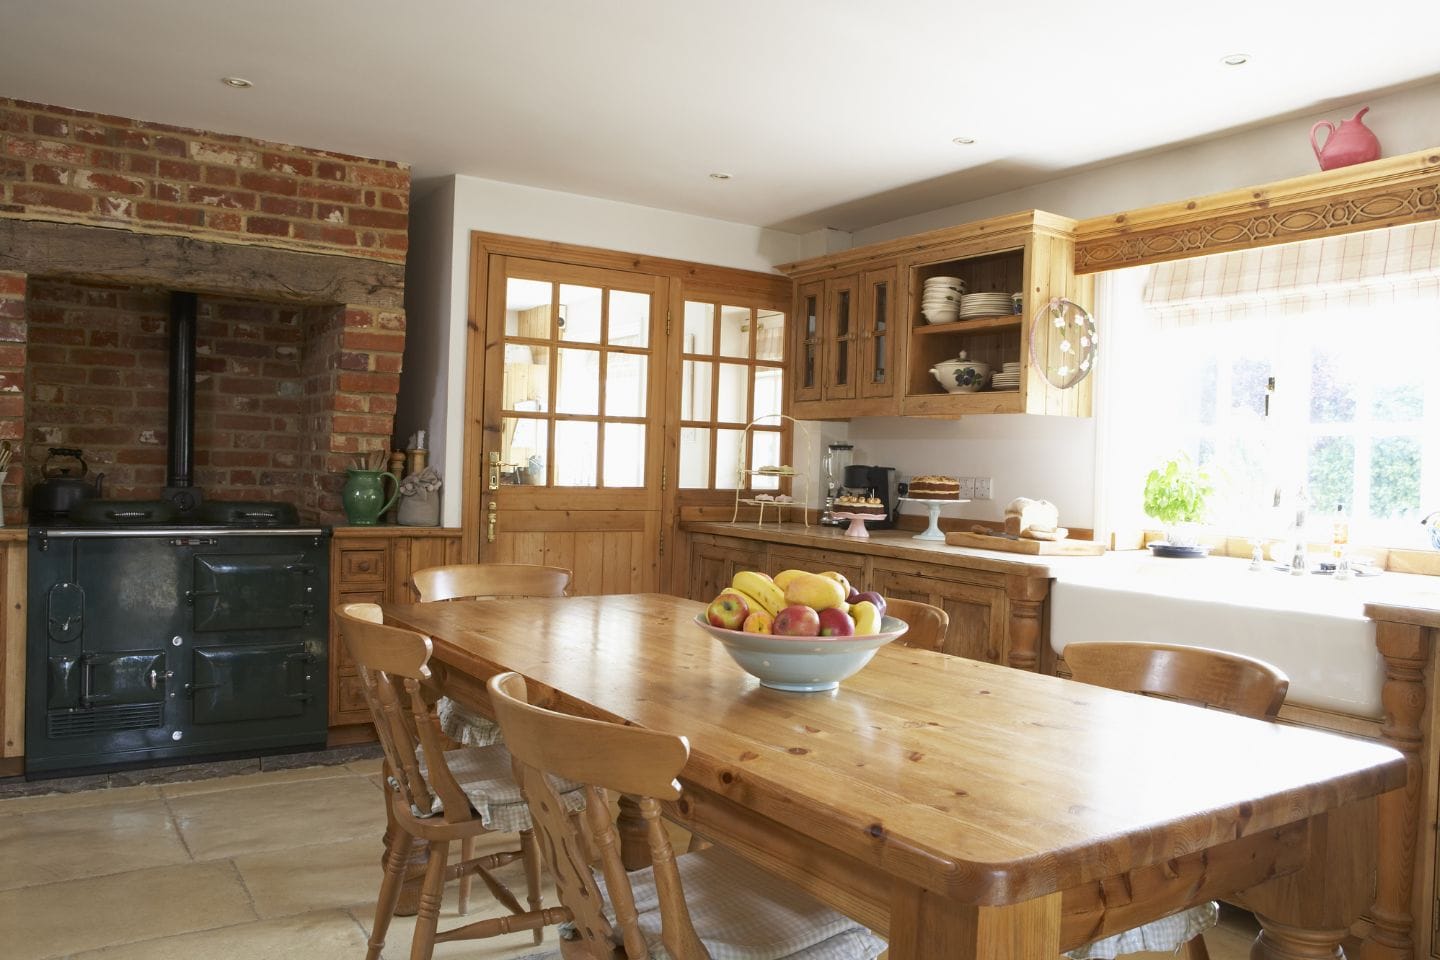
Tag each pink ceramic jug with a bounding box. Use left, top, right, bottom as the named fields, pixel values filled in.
left=1310, top=107, right=1381, bottom=171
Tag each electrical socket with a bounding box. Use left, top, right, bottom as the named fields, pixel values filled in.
left=974, top=477, right=993, bottom=500
left=958, top=477, right=976, bottom=499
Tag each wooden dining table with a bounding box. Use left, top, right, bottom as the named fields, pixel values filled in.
left=382, top=593, right=1406, bottom=959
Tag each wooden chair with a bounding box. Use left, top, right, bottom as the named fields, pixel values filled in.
left=335, top=603, right=580, bottom=960
left=410, top=561, right=574, bottom=913
left=410, top=562, right=572, bottom=604
left=885, top=597, right=949, bottom=653
left=1061, top=641, right=1291, bottom=960
left=486, top=670, right=887, bottom=960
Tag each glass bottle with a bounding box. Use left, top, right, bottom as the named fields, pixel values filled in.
left=1331, top=502, right=1351, bottom=580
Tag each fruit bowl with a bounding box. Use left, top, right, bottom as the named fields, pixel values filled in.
left=693, top=614, right=909, bottom=692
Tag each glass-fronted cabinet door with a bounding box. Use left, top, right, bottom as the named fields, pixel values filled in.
left=859, top=266, right=897, bottom=401
left=822, top=274, right=858, bottom=401
left=793, top=279, right=823, bottom=404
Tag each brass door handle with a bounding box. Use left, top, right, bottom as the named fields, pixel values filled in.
left=488, top=451, right=501, bottom=491
left=487, top=502, right=497, bottom=543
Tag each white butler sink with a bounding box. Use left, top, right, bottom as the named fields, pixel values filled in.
left=1048, top=553, right=1390, bottom=717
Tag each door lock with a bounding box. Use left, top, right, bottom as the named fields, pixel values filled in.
left=487, top=501, right=498, bottom=543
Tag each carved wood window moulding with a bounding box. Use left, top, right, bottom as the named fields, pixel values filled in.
left=1074, top=147, right=1440, bottom=274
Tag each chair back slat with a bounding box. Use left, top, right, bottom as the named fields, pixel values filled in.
left=1064, top=641, right=1290, bottom=720
left=411, top=563, right=572, bottom=602
left=886, top=598, right=949, bottom=653
left=335, top=603, right=475, bottom=824
left=489, top=672, right=707, bottom=960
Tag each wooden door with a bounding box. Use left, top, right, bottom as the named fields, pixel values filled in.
left=822, top=274, right=858, bottom=401
left=793, top=279, right=824, bottom=404
left=480, top=256, right=668, bottom=595
left=859, top=266, right=898, bottom=401
left=686, top=534, right=770, bottom=603
left=868, top=563, right=1007, bottom=664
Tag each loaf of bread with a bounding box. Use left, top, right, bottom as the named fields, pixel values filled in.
left=1004, top=497, right=1060, bottom=537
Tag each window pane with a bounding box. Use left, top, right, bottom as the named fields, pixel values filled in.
left=554, top=421, right=597, bottom=486
left=682, top=360, right=712, bottom=421
left=502, top=344, right=550, bottom=413
left=717, top=363, right=749, bottom=423
left=555, top=348, right=600, bottom=415
left=753, top=367, right=783, bottom=422
left=505, top=278, right=552, bottom=339
left=756, top=310, right=785, bottom=362
left=684, top=301, right=714, bottom=355
left=1195, top=356, right=1217, bottom=426
left=608, top=290, right=649, bottom=348
left=558, top=284, right=602, bottom=343
left=719, top=305, right=750, bottom=358
left=603, top=423, right=645, bottom=488
left=751, top=431, right=781, bottom=491
left=501, top=417, right=547, bottom=486
left=605, top=353, right=648, bottom=417
left=715, top=428, right=744, bottom=490
left=1309, top=348, right=1355, bottom=423
left=1370, top=435, right=1421, bottom=520
left=1373, top=374, right=1424, bottom=422
left=679, top=427, right=711, bottom=488
left=1230, top=358, right=1271, bottom=419
left=1308, top=435, right=1354, bottom=514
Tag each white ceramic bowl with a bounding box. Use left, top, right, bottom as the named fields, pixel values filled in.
left=930, top=357, right=991, bottom=392
left=694, top=614, right=908, bottom=692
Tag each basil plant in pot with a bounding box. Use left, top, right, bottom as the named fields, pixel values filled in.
left=1142, top=456, right=1213, bottom=549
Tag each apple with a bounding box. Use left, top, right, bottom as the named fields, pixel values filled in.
left=742, top=611, right=774, bottom=634
left=772, top=604, right=821, bottom=637
left=854, top=591, right=887, bottom=617
left=817, top=607, right=855, bottom=637
left=706, top=592, right=750, bottom=630
left=845, top=586, right=861, bottom=604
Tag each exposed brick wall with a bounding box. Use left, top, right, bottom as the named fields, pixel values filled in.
left=25, top=279, right=313, bottom=504
left=0, top=271, right=24, bottom=523
left=1, top=98, right=409, bottom=263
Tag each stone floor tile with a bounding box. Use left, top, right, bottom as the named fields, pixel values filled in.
left=159, top=762, right=355, bottom=799
left=235, top=834, right=382, bottom=919
left=345, top=756, right=385, bottom=777
left=0, top=798, right=189, bottom=890
left=168, top=773, right=385, bottom=861
left=68, top=909, right=371, bottom=960
left=0, top=860, right=254, bottom=959
left=0, top=782, right=162, bottom=816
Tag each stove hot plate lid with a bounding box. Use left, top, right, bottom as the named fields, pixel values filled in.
left=69, top=499, right=179, bottom=525
left=198, top=500, right=299, bottom=526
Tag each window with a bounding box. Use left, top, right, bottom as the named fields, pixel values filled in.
left=677, top=300, right=788, bottom=490
left=1099, top=222, right=1440, bottom=547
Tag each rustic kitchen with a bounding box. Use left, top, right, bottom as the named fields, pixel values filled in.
left=2, top=5, right=1440, bottom=960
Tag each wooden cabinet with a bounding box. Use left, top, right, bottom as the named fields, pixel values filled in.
left=687, top=533, right=770, bottom=603
left=868, top=558, right=1006, bottom=664
left=329, top=528, right=463, bottom=728
left=791, top=264, right=900, bottom=419
left=781, top=210, right=1092, bottom=420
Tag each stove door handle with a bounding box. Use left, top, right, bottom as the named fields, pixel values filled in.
left=148, top=668, right=175, bottom=690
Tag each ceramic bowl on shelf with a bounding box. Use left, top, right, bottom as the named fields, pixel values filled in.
left=929, top=352, right=990, bottom=392
left=693, top=614, right=909, bottom=692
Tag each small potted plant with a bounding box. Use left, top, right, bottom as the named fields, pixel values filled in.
left=1143, top=456, right=1213, bottom=554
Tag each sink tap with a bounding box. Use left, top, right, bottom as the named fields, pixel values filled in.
left=1424, top=510, right=1440, bottom=551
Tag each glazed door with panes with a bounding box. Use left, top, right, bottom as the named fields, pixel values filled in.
left=793, top=280, right=824, bottom=404
left=859, top=266, right=897, bottom=401
left=822, top=275, right=858, bottom=401
left=480, top=256, right=667, bottom=595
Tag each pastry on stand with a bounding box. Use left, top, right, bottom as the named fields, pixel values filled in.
left=831, top=495, right=887, bottom=538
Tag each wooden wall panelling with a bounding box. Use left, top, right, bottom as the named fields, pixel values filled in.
left=2, top=539, right=25, bottom=763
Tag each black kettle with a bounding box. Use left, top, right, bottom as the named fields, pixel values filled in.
left=32, top=447, right=105, bottom=516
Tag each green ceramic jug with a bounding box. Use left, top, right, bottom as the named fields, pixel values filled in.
left=342, top=468, right=399, bottom=525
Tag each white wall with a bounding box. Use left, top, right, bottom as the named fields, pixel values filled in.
left=404, top=175, right=808, bottom=525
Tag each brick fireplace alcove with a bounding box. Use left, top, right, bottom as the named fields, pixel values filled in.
left=0, top=98, right=410, bottom=523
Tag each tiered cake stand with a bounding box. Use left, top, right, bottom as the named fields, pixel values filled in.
left=898, top=497, right=970, bottom=541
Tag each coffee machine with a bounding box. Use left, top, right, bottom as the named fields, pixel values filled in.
left=841, top=464, right=899, bottom=529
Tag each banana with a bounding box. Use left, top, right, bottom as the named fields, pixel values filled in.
left=732, top=571, right=785, bottom=616
left=771, top=569, right=810, bottom=591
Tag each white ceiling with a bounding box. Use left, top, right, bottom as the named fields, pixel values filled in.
left=2, top=0, right=1437, bottom=234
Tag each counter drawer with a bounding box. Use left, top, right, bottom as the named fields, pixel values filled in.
left=339, top=549, right=387, bottom=585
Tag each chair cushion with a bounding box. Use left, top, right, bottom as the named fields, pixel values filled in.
left=1065, top=901, right=1218, bottom=959
left=437, top=696, right=503, bottom=747
left=413, top=742, right=587, bottom=833
left=574, top=845, right=885, bottom=960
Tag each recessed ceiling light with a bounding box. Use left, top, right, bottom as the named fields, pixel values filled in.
left=1220, top=53, right=1250, bottom=66
left=220, top=76, right=253, bottom=89
left=709, top=172, right=732, bottom=181
left=952, top=137, right=976, bottom=146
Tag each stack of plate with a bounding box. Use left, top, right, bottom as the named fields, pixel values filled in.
left=921, top=276, right=966, bottom=324
left=959, top=292, right=1015, bottom=319
left=991, top=361, right=1021, bottom=392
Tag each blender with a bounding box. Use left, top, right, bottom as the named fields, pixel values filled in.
left=821, top=442, right=854, bottom=526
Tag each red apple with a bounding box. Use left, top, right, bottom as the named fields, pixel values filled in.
left=854, top=591, right=887, bottom=617
left=706, top=592, right=749, bottom=630
left=817, top=607, right=855, bottom=637
left=772, top=604, right=820, bottom=637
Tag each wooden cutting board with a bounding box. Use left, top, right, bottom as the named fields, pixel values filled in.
left=943, top=531, right=1106, bottom=555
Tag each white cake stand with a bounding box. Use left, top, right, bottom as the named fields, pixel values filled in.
left=898, top=497, right=970, bottom=541
left=830, top=512, right=880, bottom=539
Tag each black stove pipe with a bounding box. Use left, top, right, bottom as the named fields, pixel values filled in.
left=167, top=292, right=198, bottom=489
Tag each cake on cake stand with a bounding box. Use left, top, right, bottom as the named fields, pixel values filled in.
left=899, top=497, right=971, bottom=541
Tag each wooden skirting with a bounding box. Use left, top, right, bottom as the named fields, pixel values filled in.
left=1074, top=147, right=1440, bottom=273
